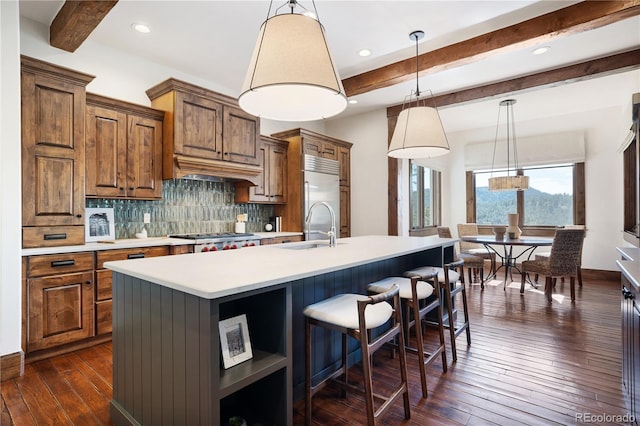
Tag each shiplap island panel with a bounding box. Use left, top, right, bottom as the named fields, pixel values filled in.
left=106, top=235, right=456, bottom=425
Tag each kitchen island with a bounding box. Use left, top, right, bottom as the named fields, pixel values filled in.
left=105, top=235, right=455, bottom=426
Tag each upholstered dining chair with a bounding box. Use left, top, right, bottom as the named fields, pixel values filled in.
left=457, top=223, right=496, bottom=276
left=520, top=228, right=586, bottom=302
left=437, top=226, right=485, bottom=285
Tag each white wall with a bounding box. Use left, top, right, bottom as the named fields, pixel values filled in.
left=326, top=109, right=389, bottom=236
left=1, top=0, right=23, bottom=357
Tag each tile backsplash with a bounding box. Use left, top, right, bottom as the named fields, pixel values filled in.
left=86, top=179, right=274, bottom=239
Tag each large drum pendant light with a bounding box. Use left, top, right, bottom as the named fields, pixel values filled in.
left=388, top=30, right=450, bottom=159
left=239, top=0, right=347, bottom=122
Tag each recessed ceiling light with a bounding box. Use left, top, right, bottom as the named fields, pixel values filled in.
left=358, top=49, right=372, bottom=57
left=532, top=46, right=550, bottom=55
left=131, top=23, right=151, bottom=33
left=348, top=99, right=358, bottom=104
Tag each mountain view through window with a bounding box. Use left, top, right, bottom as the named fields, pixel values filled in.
left=475, top=165, right=574, bottom=226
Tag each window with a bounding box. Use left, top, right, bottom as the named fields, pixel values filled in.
left=471, top=163, right=583, bottom=229
left=410, top=162, right=441, bottom=229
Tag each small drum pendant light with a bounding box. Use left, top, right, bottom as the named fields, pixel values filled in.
left=388, top=30, right=450, bottom=159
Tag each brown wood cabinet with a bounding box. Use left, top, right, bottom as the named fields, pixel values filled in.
left=271, top=128, right=352, bottom=237
left=94, top=246, right=169, bottom=335
left=24, top=252, right=95, bottom=353
left=146, top=78, right=262, bottom=183
left=85, top=94, right=164, bottom=199
left=236, top=136, right=288, bottom=204
left=21, top=56, right=94, bottom=248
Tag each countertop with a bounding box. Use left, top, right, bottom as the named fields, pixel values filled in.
left=21, top=232, right=304, bottom=256
left=617, top=247, right=640, bottom=289
left=105, top=235, right=456, bottom=300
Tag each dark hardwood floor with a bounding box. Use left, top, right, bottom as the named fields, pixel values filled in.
left=1, top=272, right=629, bottom=425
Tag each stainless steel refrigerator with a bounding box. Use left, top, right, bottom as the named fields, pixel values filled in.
left=303, top=154, right=340, bottom=241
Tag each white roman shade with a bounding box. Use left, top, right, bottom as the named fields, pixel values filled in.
left=464, top=130, right=585, bottom=171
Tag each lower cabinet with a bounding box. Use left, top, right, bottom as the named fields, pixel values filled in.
left=23, top=245, right=184, bottom=359
left=622, top=274, right=640, bottom=424
left=95, top=246, right=169, bottom=335
left=25, top=252, right=95, bottom=353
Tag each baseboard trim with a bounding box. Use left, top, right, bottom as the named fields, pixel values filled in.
left=1, top=350, right=24, bottom=381
left=582, top=268, right=620, bottom=282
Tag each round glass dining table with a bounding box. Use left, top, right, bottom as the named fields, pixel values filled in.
left=459, top=235, right=554, bottom=289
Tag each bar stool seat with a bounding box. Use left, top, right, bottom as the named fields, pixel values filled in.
left=367, top=274, right=447, bottom=398
left=303, top=285, right=410, bottom=426
left=303, top=293, right=393, bottom=329
left=404, top=262, right=471, bottom=363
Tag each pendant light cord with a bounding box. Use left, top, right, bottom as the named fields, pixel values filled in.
left=414, top=34, right=420, bottom=98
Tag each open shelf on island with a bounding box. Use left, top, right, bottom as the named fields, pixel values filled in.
left=219, top=350, right=288, bottom=398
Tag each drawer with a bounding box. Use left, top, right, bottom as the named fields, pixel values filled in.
left=27, top=252, right=94, bottom=278
left=96, top=300, right=112, bottom=335
left=23, top=226, right=85, bottom=248
left=96, top=246, right=170, bottom=269
left=96, top=269, right=112, bottom=301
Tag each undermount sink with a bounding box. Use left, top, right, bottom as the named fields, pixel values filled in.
left=278, top=241, right=343, bottom=250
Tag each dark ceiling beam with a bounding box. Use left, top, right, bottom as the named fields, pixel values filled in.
left=345, top=0, right=640, bottom=97
left=386, top=49, right=640, bottom=117
left=50, top=0, right=118, bottom=52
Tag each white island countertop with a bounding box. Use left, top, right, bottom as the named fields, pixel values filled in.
left=105, top=235, right=455, bottom=299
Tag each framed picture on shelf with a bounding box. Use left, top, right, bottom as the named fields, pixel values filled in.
left=219, top=314, right=253, bottom=369
left=85, top=208, right=116, bottom=242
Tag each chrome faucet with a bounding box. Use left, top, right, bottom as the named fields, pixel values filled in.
left=305, top=201, right=337, bottom=247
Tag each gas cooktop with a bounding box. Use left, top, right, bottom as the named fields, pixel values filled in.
left=169, top=232, right=256, bottom=240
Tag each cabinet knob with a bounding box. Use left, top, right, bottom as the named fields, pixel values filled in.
left=85, top=280, right=92, bottom=285
left=224, top=152, right=229, bottom=155
left=119, top=187, right=124, bottom=191
left=76, top=214, right=82, bottom=218
left=129, top=187, right=134, bottom=191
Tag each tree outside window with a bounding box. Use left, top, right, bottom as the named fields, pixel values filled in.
left=474, top=164, right=575, bottom=227
left=410, top=162, right=441, bottom=229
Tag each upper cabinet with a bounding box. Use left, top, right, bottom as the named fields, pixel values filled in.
left=236, top=136, right=288, bottom=204
left=21, top=56, right=94, bottom=248
left=146, top=79, right=262, bottom=184
left=86, top=94, right=164, bottom=199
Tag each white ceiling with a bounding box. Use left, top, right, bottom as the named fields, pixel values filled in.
left=18, top=0, right=640, bottom=130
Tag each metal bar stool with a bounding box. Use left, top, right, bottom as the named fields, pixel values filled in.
left=303, top=284, right=410, bottom=426
left=367, top=274, right=447, bottom=398
left=404, top=261, right=471, bottom=363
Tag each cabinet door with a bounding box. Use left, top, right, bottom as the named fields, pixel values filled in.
left=86, top=105, right=127, bottom=197
left=338, top=146, right=350, bottom=186
left=302, top=136, right=338, bottom=161
left=174, top=91, right=223, bottom=160
left=21, top=72, right=86, bottom=226
left=249, top=144, right=270, bottom=202
left=634, top=298, right=640, bottom=421
left=340, top=186, right=350, bottom=238
left=268, top=142, right=287, bottom=203
left=223, top=106, right=259, bottom=165
left=127, top=115, right=163, bottom=198
left=27, top=271, right=94, bottom=352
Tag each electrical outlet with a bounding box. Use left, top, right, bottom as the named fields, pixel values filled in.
left=144, top=213, right=151, bottom=224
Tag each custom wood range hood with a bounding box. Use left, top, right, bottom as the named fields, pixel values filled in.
left=146, top=78, right=262, bottom=185
left=172, top=154, right=262, bottom=184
